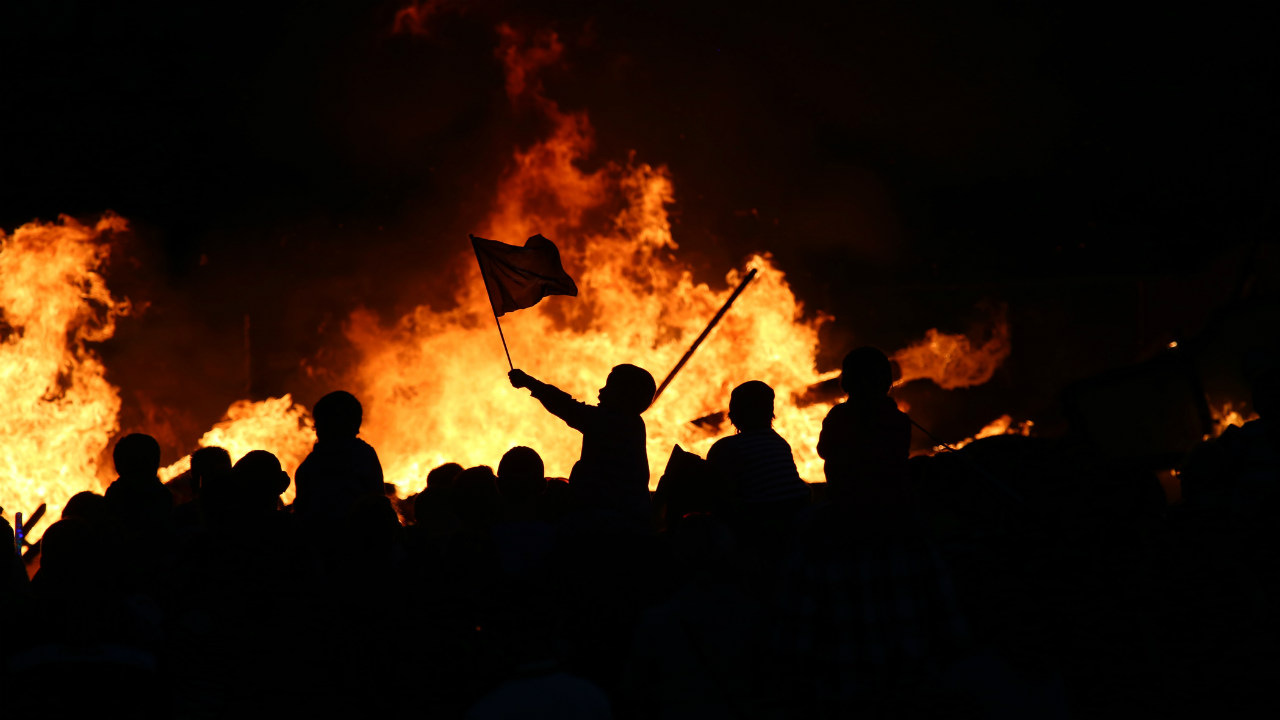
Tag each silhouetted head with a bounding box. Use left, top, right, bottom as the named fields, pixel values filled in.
left=840, top=347, right=894, bottom=399
left=426, top=462, right=465, bottom=491
left=728, top=380, right=775, bottom=432
left=497, top=446, right=547, bottom=504
left=454, top=465, right=501, bottom=531
left=112, top=433, right=161, bottom=479
left=37, top=518, right=111, bottom=590
left=538, top=477, right=571, bottom=524
left=233, top=450, right=291, bottom=507
left=190, top=446, right=232, bottom=495
left=413, top=486, right=460, bottom=535
left=313, top=391, right=363, bottom=441
left=61, top=491, right=107, bottom=526
left=599, top=363, right=656, bottom=415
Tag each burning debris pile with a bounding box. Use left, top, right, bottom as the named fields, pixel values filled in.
left=1, top=23, right=1022, bottom=536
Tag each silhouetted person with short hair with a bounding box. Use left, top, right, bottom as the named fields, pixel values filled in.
left=428, top=461, right=465, bottom=491
left=294, top=390, right=384, bottom=521
left=816, top=347, right=915, bottom=527
left=538, top=477, right=572, bottom=525
left=785, top=348, right=965, bottom=713
left=191, top=446, right=233, bottom=498
left=174, top=446, right=232, bottom=531
left=104, top=433, right=173, bottom=534
left=497, top=446, right=548, bottom=513
left=510, top=364, right=656, bottom=529
left=495, top=446, right=555, bottom=579
left=708, top=380, right=811, bottom=513
left=62, top=490, right=108, bottom=524
left=454, top=465, right=503, bottom=535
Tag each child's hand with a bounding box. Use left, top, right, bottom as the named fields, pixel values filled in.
left=509, top=369, right=533, bottom=389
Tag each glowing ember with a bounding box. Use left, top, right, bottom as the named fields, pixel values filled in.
left=0, top=215, right=130, bottom=538
left=1207, top=400, right=1257, bottom=439
left=159, top=395, right=316, bottom=503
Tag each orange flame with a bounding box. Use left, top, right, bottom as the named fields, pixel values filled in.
left=945, top=414, right=1034, bottom=451
left=1207, top=400, right=1257, bottom=439
left=0, top=215, right=130, bottom=537
left=341, top=26, right=841, bottom=493
left=893, top=305, right=1010, bottom=389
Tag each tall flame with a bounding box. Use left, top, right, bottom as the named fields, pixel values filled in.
left=0, top=215, right=130, bottom=536
left=345, top=26, right=836, bottom=492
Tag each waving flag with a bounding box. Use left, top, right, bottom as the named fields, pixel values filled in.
left=471, top=234, right=579, bottom=317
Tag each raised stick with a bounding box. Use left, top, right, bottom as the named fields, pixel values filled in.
left=652, top=268, right=758, bottom=404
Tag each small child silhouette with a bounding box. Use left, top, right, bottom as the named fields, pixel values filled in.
left=510, top=365, right=655, bottom=528
left=294, top=391, right=384, bottom=520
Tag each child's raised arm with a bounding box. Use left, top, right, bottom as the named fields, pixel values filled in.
left=509, top=369, right=594, bottom=431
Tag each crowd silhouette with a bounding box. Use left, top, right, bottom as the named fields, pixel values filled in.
left=2, top=348, right=1278, bottom=718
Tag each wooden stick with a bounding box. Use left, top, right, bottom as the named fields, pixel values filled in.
left=652, top=268, right=758, bottom=404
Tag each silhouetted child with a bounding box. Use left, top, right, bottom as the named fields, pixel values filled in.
left=816, top=347, right=915, bottom=530
left=104, top=433, right=173, bottom=534
left=707, top=381, right=811, bottom=570
left=708, top=380, right=811, bottom=513
left=294, top=391, right=384, bottom=521
left=174, top=446, right=232, bottom=532
left=510, top=364, right=655, bottom=529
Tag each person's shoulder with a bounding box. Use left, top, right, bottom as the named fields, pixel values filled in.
left=708, top=433, right=741, bottom=457
left=824, top=401, right=854, bottom=421
left=766, top=428, right=794, bottom=448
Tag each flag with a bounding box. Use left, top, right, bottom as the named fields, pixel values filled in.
left=471, top=234, right=579, bottom=317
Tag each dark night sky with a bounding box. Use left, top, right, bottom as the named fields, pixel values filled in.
left=2, top=0, right=1276, bottom=441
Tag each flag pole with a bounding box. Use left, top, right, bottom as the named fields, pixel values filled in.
left=493, top=313, right=514, bottom=371
left=652, top=267, right=758, bottom=404
left=471, top=234, right=515, bottom=371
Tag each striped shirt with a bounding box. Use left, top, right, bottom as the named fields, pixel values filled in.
left=707, top=429, right=811, bottom=504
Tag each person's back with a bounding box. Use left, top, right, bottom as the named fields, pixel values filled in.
left=707, top=381, right=810, bottom=508
left=104, top=433, right=173, bottom=532
left=294, top=391, right=384, bottom=520
left=817, top=348, right=914, bottom=525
